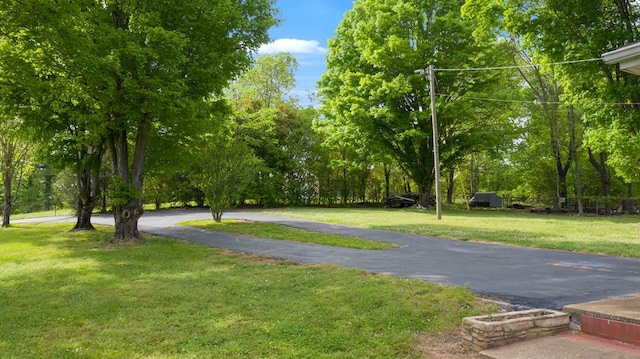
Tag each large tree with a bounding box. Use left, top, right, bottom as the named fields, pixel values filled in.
left=318, top=0, right=517, bottom=207
left=31, top=90, right=107, bottom=231
left=229, top=54, right=322, bottom=206
left=0, top=13, right=108, bottom=230
left=463, top=0, right=588, bottom=209
left=464, top=0, right=640, bottom=213
left=0, top=0, right=277, bottom=242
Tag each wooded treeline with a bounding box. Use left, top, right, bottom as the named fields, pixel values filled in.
left=2, top=0, right=640, bottom=241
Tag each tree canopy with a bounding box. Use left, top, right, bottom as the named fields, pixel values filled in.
left=463, top=0, right=640, bottom=212
left=2, top=0, right=640, bottom=220
left=318, top=0, right=519, bottom=206
left=0, top=0, right=277, bottom=241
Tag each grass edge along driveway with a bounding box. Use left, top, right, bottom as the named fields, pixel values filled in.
left=263, top=207, right=640, bottom=258
left=181, top=219, right=399, bottom=250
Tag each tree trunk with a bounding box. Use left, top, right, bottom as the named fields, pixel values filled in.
left=404, top=175, right=412, bottom=193
left=446, top=169, right=455, bottom=205
left=359, top=169, right=368, bottom=203
left=71, top=169, right=97, bottom=231
left=569, top=106, right=584, bottom=215
left=107, top=115, right=151, bottom=244
left=71, top=136, right=105, bottom=231
left=383, top=163, right=391, bottom=199
left=107, top=1, right=149, bottom=242
left=469, top=155, right=479, bottom=195
left=341, top=150, right=348, bottom=206
left=620, top=184, right=636, bottom=214
left=546, top=86, right=570, bottom=211
left=587, top=148, right=611, bottom=215
left=73, top=205, right=96, bottom=231
left=419, top=181, right=434, bottom=208
left=553, top=137, right=571, bottom=210
left=43, top=165, right=52, bottom=211
left=1, top=140, right=14, bottom=228
left=111, top=200, right=145, bottom=244
left=211, top=205, right=223, bottom=223
left=517, top=57, right=572, bottom=210
left=2, top=166, right=11, bottom=228
left=101, top=174, right=109, bottom=213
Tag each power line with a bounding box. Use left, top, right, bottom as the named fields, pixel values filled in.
left=435, top=58, right=603, bottom=72
left=440, top=94, right=640, bottom=106
left=430, top=56, right=637, bottom=105
left=437, top=94, right=562, bottom=104
left=453, top=96, right=560, bottom=104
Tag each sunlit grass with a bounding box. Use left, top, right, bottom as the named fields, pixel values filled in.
left=264, top=207, right=640, bottom=257
left=11, top=207, right=75, bottom=219
left=0, top=223, right=489, bottom=358
left=181, top=219, right=398, bottom=250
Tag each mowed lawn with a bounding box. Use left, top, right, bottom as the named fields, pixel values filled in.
left=180, top=220, right=398, bottom=250
left=264, top=207, right=640, bottom=258
left=0, top=223, right=487, bottom=358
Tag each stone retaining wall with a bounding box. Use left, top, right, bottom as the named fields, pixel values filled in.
left=462, top=309, right=570, bottom=351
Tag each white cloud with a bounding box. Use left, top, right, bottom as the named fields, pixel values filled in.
left=258, top=38, right=327, bottom=55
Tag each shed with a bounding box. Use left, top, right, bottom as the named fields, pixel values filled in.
left=469, top=192, right=502, bottom=208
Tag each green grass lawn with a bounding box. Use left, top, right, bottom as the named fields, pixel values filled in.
left=11, top=207, right=75, bottom=219
left=0, top=223, right=488, bottom=358
left=181, top=220, right=398, bottom=250
left=263, top=207, right=640, bottom=257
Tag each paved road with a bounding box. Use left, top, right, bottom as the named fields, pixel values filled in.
left=32, top=209, right=640, bottom=310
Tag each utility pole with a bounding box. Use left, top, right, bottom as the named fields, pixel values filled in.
left=416, top=65, right=442, bottom=219
left=428, top=65, right=442, bottom=220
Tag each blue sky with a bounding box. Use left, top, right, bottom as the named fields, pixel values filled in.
left=257, top=0, right=355, bottom=105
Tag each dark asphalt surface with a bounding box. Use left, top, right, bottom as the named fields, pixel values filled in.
left=34, top=208, right=640, bottom=310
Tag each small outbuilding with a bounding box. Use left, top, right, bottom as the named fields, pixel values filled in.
left=469, top=192, right=502, bottom=208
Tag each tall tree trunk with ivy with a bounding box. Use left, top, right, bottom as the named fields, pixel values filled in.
left=107, top=121, right=149, bottom=244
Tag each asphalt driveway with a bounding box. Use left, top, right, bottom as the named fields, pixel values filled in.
left=46, top=209, right=640, bottom=309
